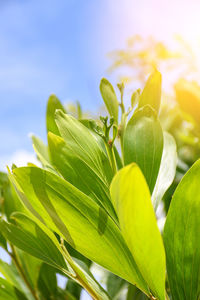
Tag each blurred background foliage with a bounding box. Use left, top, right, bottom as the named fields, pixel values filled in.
left=108, top=35, right=200, bottom=213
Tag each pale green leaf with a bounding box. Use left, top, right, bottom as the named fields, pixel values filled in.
left=31, top=135, right=58, bottom=175
left=46, top=94, right=66, bottom=135
left=152, top=132, right=177, bottom=209
left=164, top=159, right=200, bottom=300
left=110, top=164, right=166, bottom=300
left=138, top=70, right=162, bottom=112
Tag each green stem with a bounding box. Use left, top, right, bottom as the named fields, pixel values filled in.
left=119, top=113, right=127, bottom=165
left=60, top=239, right=106, bottom=300
left=10, top=245, right=40, bottom=300
left=105, top=142, right=117, bottom=174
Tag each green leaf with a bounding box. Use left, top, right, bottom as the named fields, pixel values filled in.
left=0, top=213, right=68, bottom=272
left=126, top=285, right=148, bottom=300
left=31, top=135, right=58, bottom=174
left=46, top=94, right=66, bottom=135
left=11, top=166, right=149, bottom=295
left=37, top=263, right=57, bottom=299
left=106, top=273, right=125, bottom=299
left=66, top=278, right=82, bottom=300
left=131, top=88, right=140, bottom=108
left=138, top=70, right=162, bottom=112
left=152, top=132, right=177, bottom=209
left=100, top=78, right=119, bottom=124
left=110, top=164, right=166, bottom=300
left=0, top=259, right=33, bottom=299
left=164, top=159, right=200, bottom=300
left=0, top=278, right=28, bottom=300
left=124, top=105, right=163, bottom=193
left=16, top=250, right=42, bottom=291
left=113, top=146, right=123, bottom=170
left=80, top=119, right=106, bottom=154
left=0, top=232, right=7, bottom=250
left=31, top=135, right=49, bottom=165
left=55, top=110, right=113, bottom=184
left=48, top=132, right=116, bottom=220
left=0, top=172, right=25, bottom=220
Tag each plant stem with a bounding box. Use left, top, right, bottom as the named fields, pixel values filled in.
left=119, top=112, right=127, bottom=165
left=105, top=142, right=117, bottom=174
left=60, top=239, right=107, bottom=300
left=10, top=244, right=40, bottom=300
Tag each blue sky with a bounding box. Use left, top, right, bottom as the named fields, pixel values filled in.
left=1, top=0, right=200, bottom=169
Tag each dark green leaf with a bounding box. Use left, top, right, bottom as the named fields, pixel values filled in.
left=124, top=105, right=163, bottom=193
left=164, top=159, right=200, bottom=300
left=37, top=263, right=57, bottom=299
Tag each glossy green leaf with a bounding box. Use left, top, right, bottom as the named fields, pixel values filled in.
left=110, top=164, right=166, bottom=300
left=100, top=78, right=119, bottom=123
left=55, top=110, right=113, bottom=184
left=0, top=278, right=28, bottom=300
left=164, top=159, right=200, bottom=300
left=46, top=94, right=66, bottom=135
left=124, top=105, right=163, bottom=193
left=138, top=70, right=162, bottom=112
left=48, top=132, right=116, bottom=220
left=10, top=166, right=149, bottom=295
left=152, top=132, right=177, bottom=209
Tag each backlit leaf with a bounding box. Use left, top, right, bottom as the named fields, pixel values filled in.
left=10, top=166, right=149, bottom=295
left=46, top=94, right=66, bottom=135
left=152, top=132, right=177, bottom=209
left=110, top=164, right=166, bottom=300
left=138, top=70, right=162, bottom=112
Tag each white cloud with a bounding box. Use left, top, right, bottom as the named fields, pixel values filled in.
left=0, top=149, right=40, bottom=171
